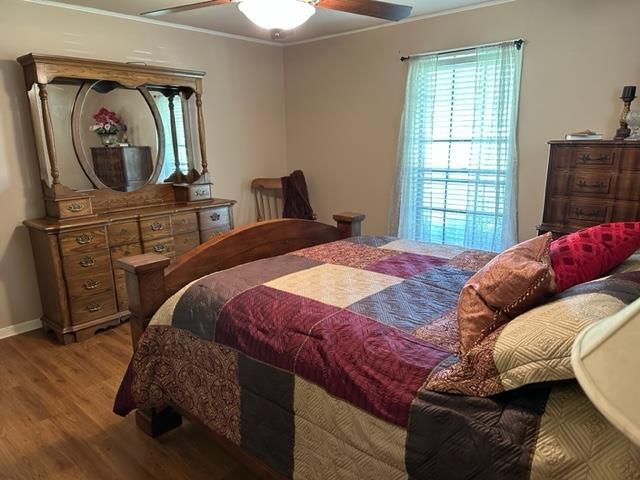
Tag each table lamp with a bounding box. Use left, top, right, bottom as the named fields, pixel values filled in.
left=572, top=297, right=640, bottom=446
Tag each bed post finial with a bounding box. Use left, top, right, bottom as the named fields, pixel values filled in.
left=333, top=212, right=366, bottom=239
left=115, top=253, right=171, bottom=350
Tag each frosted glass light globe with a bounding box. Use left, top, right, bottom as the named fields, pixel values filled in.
left=238, top=0, right=315, bottom=31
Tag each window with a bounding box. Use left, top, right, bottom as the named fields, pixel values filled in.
left=391, top=41, right=523, bottom=252
left=154, top=92, right=190, bottom=181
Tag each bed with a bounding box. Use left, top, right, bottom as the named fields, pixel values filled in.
left=113, top=213, right=640, bottom=479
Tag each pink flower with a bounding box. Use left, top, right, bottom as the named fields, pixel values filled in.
left=93, top=107, right=120, bottom=125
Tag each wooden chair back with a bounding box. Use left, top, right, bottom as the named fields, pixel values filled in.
left=251, top=177, right=284, bottom=221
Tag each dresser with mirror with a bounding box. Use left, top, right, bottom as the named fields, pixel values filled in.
left=19, top=54, right=235, bottom=344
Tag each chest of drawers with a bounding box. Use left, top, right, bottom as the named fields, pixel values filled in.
left=90, top=146, right=154, bottom=192
left=25, top=198, right=235, bottom=344
left=538, top=141, right=640, bottom=237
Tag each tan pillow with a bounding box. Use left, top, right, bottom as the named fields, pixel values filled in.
left=457, top=233, right=556, bottom=354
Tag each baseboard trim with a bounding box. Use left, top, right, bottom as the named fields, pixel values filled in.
left=0, top=319, right=42, bottom=340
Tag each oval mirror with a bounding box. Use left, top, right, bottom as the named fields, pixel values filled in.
left=71, top=80, right=164, bottom=192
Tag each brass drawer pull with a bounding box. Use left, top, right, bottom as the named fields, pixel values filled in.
left=576, top=180, right=606, bottom=190
left=195, top=189, right=208, bottom=197
left=578, top=153, right=610, bottom=164
left=87, top=302, right=103, bottom=313
left=153, top=244, right=167, bottom=253
left=150, top=222, right=164, bottom=231
left=75, top=233, right=94, bottom=245
left=84, top=279, right=100, bottom=290
left=67, top=202, right=85, bottom=213
left=79, top=256, right=95, bottom=268
left=575, top=207, right=602, bottom=219
left=210, top=212, right=221, bottom=222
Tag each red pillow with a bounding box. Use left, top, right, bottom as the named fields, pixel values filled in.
left=550, top=222, right=640, bottom=292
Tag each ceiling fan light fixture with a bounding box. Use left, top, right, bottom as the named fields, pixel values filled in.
left=238, top=0, right=315, bottom=31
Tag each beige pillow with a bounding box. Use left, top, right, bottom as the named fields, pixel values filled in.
left=457, top=233, right=556, bottom=354
left=427, top=271, right=640, bottom=397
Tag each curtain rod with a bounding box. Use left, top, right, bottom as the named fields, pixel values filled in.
left=400, top=38, right=524, bottom=62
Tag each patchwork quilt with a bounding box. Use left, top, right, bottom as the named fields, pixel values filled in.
left=114, top=237, right=640, bottom=479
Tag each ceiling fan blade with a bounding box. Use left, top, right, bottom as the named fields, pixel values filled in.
left=316, top=0, right=412, bottom=21
left=140, top=0, right=232, bottom=17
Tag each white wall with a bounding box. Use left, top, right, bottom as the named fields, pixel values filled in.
left=0, top=0, right=288, bottom=329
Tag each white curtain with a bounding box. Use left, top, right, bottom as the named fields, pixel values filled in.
left=390, top=41, right=523, bottom=252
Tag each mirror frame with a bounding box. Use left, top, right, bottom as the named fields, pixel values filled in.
left=18, top=53, right=211, bottom=219
left=70, top=81, right=166, bottom=190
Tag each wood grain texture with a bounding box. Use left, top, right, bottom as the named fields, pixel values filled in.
left=58, top=227, right=108, bottom=256
left=317, top=0, right=412, bottom=21
left=25, top=200, right=234, bottom=343
left=107, top=221, right=141, bottom=247
left=171, top=212, right=198, bottom=235
left=538, top=141, right=640, bottom=236
left=0, top=323, right=259, bottom=480
left=18, top=53, right=204, bottom=92
left=251, top=177, right=284, bottom=222
left=164, top=216, right=359, bottom=295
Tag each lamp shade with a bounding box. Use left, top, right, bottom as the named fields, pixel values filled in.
left=571, top=297, right=640, bottom=447
left=238, top=0, right=315, bottom=31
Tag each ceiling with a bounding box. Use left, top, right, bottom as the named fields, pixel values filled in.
left=50, top=0, right=499, bottom=44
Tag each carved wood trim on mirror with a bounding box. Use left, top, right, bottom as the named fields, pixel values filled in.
left=18, top=53, right=235, bottom=343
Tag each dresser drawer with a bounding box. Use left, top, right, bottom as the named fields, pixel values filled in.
left=567, top=201, right=611, bottom=223
left=174, top=231, right=200, bottom=257
left=62, top=252, right=112, bottom=277
left=618, top=147, right=640, bottom=171
left=69, top=291, right=117, bottom=324
left=568, top=173, right=614, bottom=196
left=143, top=237, right=175, bottom=257
left=67, top=271, right=114, bottom=299
left=615, top=173, right=640, bottom=201
left=200, top=226, right=229, bottom=243
left=612, top=201, right=640, bottom=222
left=57, top=198, right=93, bottom=219
left=172, top=212, right=198, bottom=235
left=199, top=208, right=230, bottom=231
left=59, top=227, right=108, bottom=256
left=140, top=216, right=171, bottom=241
left=569, top=147, right=617, bottom=169
left=107, top=221, right=140, bottom=246
left=110, top=243, right=143, bottom=262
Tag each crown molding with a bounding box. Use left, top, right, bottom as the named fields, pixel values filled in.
left=281, top=0, right=517, bottom=46
left=23, top=0, right=284, bottom=47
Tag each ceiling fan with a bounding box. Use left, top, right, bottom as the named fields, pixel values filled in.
left=141, top=0, right=413, bottom=39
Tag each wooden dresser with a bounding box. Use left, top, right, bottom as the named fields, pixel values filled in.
left=91, top=146, right=153, bottom=192
left=18, top=53, right=235, bottom=344
left=25, top=197, right=234, bottom=344
left=538, top=141, right=640, bottom=237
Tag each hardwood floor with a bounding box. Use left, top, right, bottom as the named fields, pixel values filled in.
left=0, top=322, right=259, bottom=480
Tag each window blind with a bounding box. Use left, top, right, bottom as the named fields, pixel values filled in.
left=391, top=41, right=523, bottom=252
left=155, top=93, right=189, bottom=180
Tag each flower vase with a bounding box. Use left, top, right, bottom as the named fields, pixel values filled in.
left=100, top=133, right=118, bottom=147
